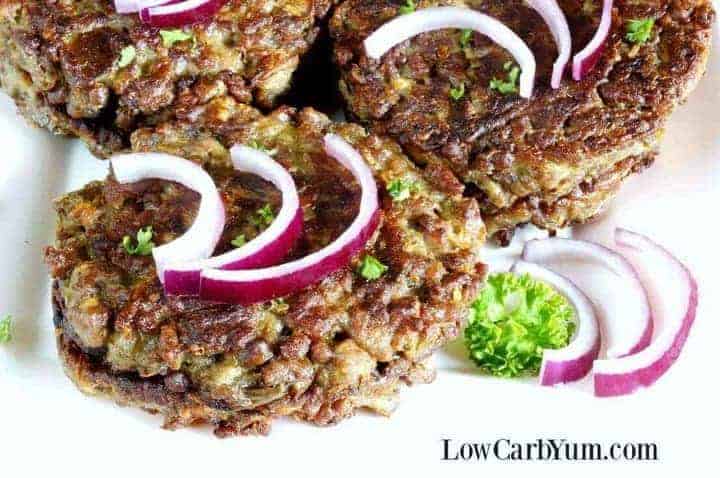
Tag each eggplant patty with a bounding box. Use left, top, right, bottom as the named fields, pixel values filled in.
left=0, top=0, right=334, bottom=157
left=45, top=106, right=487, bottom=437
left=330, top=0, right=714, bottom=244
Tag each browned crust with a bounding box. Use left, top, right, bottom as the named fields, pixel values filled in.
left=485, top=149, right=658, bottom=244
left=53, top=285, right=436, bottom=437
left=46, top=106, right=487, bottom=437
left=330, top=0, right=714, bottom=241
left=0, top=0, right=335, bottom=156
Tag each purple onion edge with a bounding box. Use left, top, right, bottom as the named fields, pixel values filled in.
left=540, top=334, right=601, bottom=386
left=593, top=228, right=699, bottom=397
left=140, top=0, right=226, bottom=27
left=199, top=209, right=381, bottom=305
left=162, top=208, right=304, bottom=297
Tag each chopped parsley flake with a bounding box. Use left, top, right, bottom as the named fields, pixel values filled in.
left=387, top=179, right=416, bottom=201
left=449, top=82, right=465, bottom=100
left=117, top=46, right=136, bottom=68
left=398, top=0, right=416, bottom=15
left=358, top=255, right=388, bottom=280
left=270, top=298, right=289, bottom=314
left=459, top=29, right=473, bottom=48
left=489, top=61, right=520, bottom=95
left=464, top=272, right=575, bottom=377
left=231, top=234, right=247, bottom=248
left=247, top=140, right=277, bottom=156
left=122, top=226, right=155, bottom=256
left=0, top=315, right=11, bottom=344
left=160, top=29, right=195, bottom=48
left=252, top=205, right=275, bottom=227
left=626, top=18, right=654, bottom=44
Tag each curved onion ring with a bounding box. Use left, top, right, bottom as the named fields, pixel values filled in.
left=163, top=146, right=303, bottom=296
left=114, top=0, right=172, bottom=14
left=523, top=237, right=653, bottom=358
left=140, top=0, right=226, bottom=27
left=593, top=228, right=699, bottom=397
left=511, top=260, right=600, bottom=386
left=200, top=134, right=381, bottom=304
left=363, top=6, right=537, bottom=98
left=526, top=0, right=572, bottom=89
left=110, top=153, right=226, bottom=284
left=572, top=0, right=613, bottom=80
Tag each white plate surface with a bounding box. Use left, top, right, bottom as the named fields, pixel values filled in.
left=1, top=16, right=719, bottom=477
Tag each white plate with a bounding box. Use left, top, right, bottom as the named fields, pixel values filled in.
left=1, top=20, right=719, bottom=478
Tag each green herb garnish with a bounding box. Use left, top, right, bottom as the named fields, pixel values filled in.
left=489, top=61, right=520, bottom=95
left=247, top=140, right=277, bottom=156
left=398, top=0, right=416, bottom=15
left=0, top=315, right=12, bottom=344
left=160, top=29, right=195, bottom=48
left=270, top=298, right=289, bottom=314
left=449, top=82, right=465, bottom=100
left=252, top=205, right=275, bottom=227
left=117, top=46, right=136, bottom=68
left=464, top=272, right=575, bottom=378
left=387, top=179, right=417, bottom=201
left=122, top=226, right=155, bottom=256
left=358, top=255, right=388, bottom=280
left=231, top=234, right=247, bottom=248
left=459, top=29, right=473, bottom=48
left=625, top=18, right=654, bottom=44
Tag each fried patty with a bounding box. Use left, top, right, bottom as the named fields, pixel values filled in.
left=0, top=0, right=334, bottom=157
left=330, top=0, right=714, bottom=243
left=45, top=106, right=487, bottom=436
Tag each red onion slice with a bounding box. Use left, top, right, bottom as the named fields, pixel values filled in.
left=115, top=0, right=140, bottom=14
left=110, top=153, right=226, bottom=284
left=511, top=260, right=600, bottom=386
left=200, top=134, right=381, bottom=304
left=593, top=228, right=698, bottom=397
left=114, top=0, right=173, bottom=14
left=523, top=238, right=653, bottom=358
left=140, top=0, right=226, bottom=27
left=526, top=0, right=572, bottom=89
left=363, top=6, right=537, bottom=98
left=163, top=146, right=303, bottom=296
left=572, top=0, right=613, bottom=80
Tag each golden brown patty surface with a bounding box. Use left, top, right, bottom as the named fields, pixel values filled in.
left=330, top=0, right=714, bottom=242
left=0, top=0, right=335, bottom=156
left=46, top=106, right=487, bottom=436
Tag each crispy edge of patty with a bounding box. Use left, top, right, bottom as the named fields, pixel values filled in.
left=53, top=285, right=437, bottom=437
left=485, top=149, right=658, bottom=244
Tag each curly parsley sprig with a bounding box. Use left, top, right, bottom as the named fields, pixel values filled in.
left=464, top=272, right=575, bottom=377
